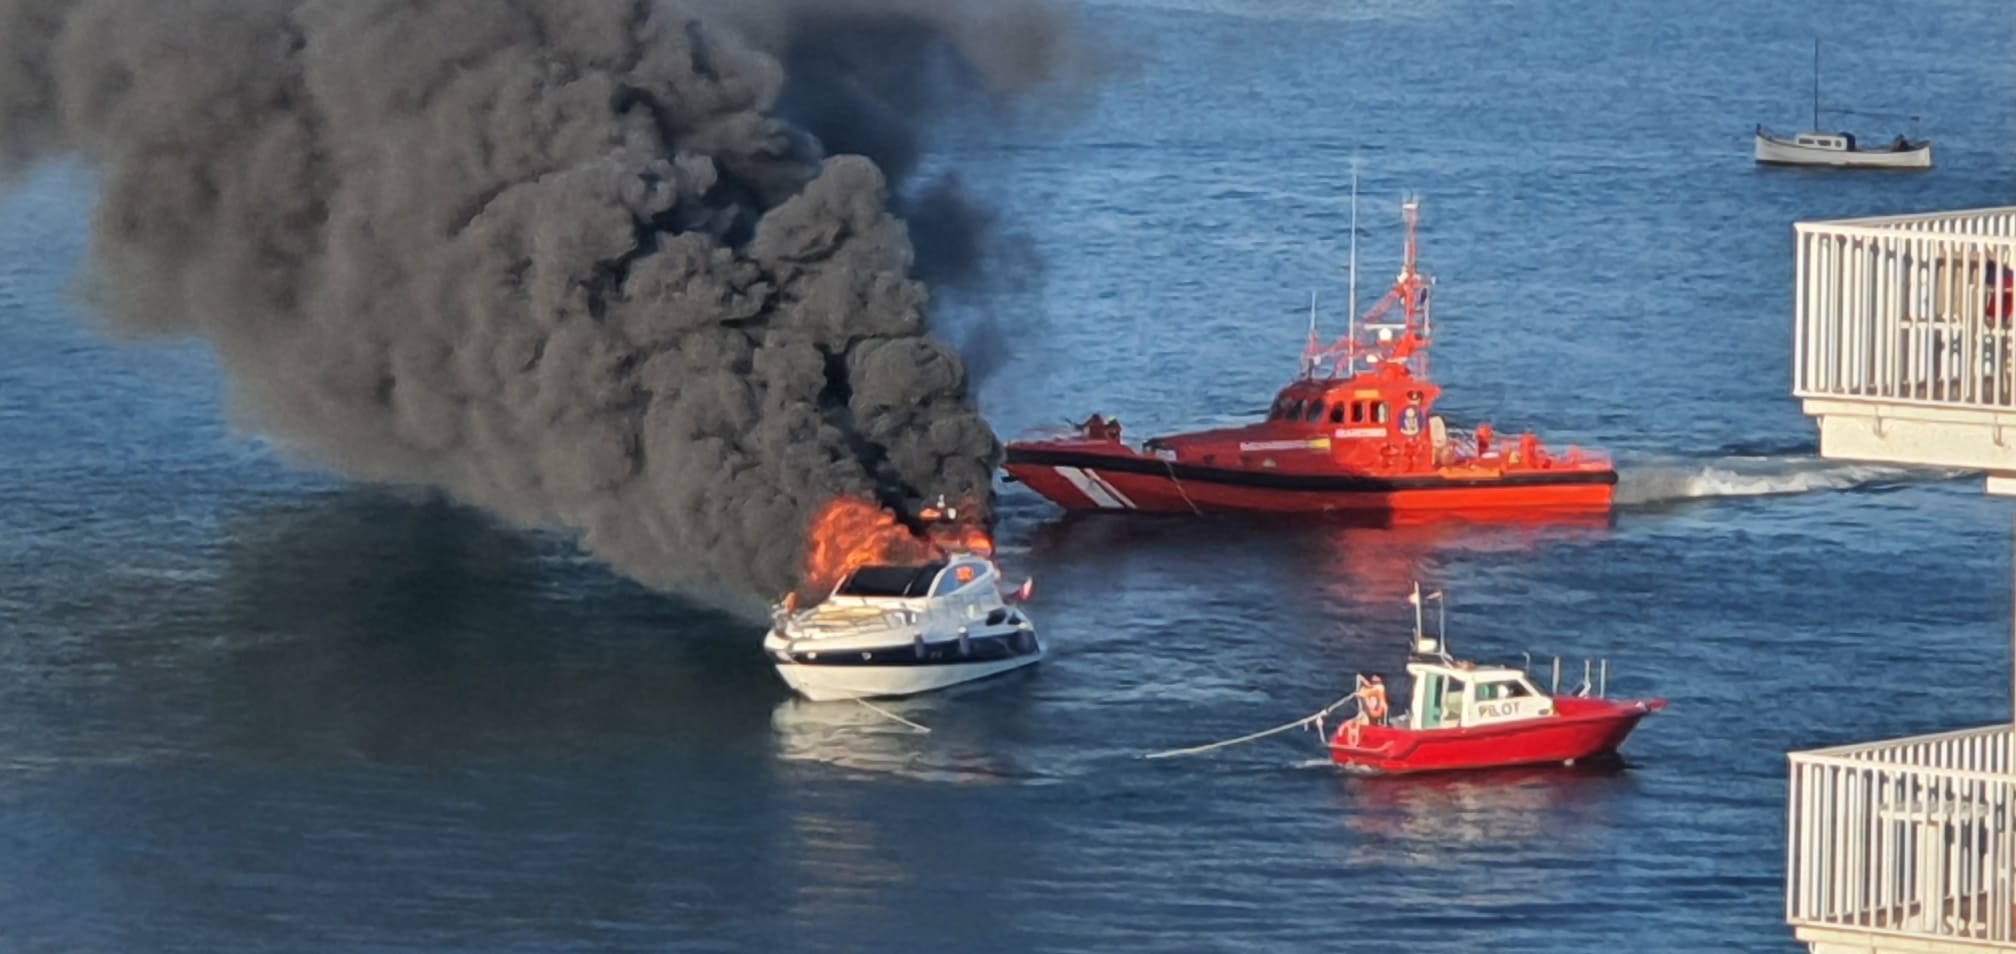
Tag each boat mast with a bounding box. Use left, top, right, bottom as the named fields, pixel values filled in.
left=1399, top=195, right=1425, bottom=377
left=1811, top=38, right=1820, bottom=130
left=1303, top=290, right=1319, bottom=378
left=1412, top=580, right=1424, bottom=647
left=1346, top=160, right=1360, bottom=377
left=1408, top=581, right=1449, bottom=658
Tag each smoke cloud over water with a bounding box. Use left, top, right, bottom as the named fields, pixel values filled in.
left=0, top=0, right=1090, bottom=607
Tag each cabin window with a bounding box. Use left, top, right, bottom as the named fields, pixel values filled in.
left=1329, top=404, right=1345, bottom=424
left=838, top=562, right=946, bottom=598
left=932, top=567, right=972, bottom=596
left=1374, top=402, right=1389, bottom=424
left=1418, top=674, right=1445, bottom=728
left=1350, top=402, right=1365, bottom=423
left=1439, top=677, right=1467, bottom=725
left=1303, top=401, right=1323, bottom=423
left=1285, top=399, right=1305, bottom=421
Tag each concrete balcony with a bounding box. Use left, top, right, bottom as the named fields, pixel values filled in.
left=1795, top=208, right=2016, bottom=487
left=1789, top=725, right=2016, bottom=952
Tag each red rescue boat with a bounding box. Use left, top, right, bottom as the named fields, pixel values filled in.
left=1327, top=584, right=1663, bottom=775
left=1003, top=196, right=1614, bottom=514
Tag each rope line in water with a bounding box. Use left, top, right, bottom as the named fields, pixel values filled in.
left=854, top=698, right=932, bottom=734
left=1160, top=457, right=1202, bottom=515
left=1142, top=693, right=1358, bottom=760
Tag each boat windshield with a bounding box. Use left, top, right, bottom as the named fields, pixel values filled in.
left=836, top=562, right=947, bottom=598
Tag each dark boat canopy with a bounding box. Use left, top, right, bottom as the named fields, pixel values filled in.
left=836, top=562, right=948, bottom=598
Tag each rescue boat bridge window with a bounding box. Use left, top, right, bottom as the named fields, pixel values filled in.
left=1374, top=402, right=1389, bottom=424
left=1329, top=404, right=1346, bottom=424
left=1303, top=401, right=1324, bottom=423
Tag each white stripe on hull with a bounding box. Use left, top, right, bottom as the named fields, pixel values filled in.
left=1054, top=466, right=1137, bottom=509
left=774, top=651, right=1043, bottom=702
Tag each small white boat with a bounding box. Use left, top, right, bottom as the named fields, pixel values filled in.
left=763, top=553, right=1040, bottom=701
left=1753, top=40, right=1930, bottom=170
left=1754, top=126, right=1931, bottom=170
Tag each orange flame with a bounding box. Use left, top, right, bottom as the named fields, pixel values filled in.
left=797, top=496, right=994, bottom=600
left=800, top=497, right=940, bottom=597
left=937, top=523, right=994, bottom=558
left=919, top=494, right=992, bottom=557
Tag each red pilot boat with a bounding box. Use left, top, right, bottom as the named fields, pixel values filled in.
left=1002, top=196, right=1614, bottom=514
left=1328, top=584, right=1664, bottom=775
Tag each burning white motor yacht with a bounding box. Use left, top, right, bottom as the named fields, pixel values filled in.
left=763, top=553, right=1040, bottom=702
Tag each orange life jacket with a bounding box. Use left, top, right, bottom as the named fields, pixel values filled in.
left=1362, top=684, right=1389, bottom=719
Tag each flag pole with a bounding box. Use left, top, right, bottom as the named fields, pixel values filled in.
left=1411, top=580, right=1424, bottom=646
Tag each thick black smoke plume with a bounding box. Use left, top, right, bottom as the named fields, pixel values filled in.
left=0, top=0, right=1085, bottom=608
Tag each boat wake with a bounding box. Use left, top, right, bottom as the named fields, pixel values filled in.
left=1614, top=454, right=1969, bottom=507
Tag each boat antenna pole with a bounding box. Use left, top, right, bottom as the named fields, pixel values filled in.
left=1412, top=580, right=1424, bottom=648
left=1397, top=193, right=1425, bottom=377
left=1303, top=289, right=1319, bottom=377
left=1346, top=157, right=1360, bottom=377
left=1438, top=591, right=1447, bottom=655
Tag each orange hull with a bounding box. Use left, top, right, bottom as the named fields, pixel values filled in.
left=1003, top=441, right=1615, bottom=514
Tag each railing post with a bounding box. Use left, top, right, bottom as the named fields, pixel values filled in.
left=1795, top=227, right=1809, bottom=394
left=1798, top=754, right=1814, bottom=919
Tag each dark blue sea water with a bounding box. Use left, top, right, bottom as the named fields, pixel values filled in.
left=5, top=1, right=2016, bottom=951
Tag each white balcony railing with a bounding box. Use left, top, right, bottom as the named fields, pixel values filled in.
left=1789, top=724, right=2016, bottom=946
left=1795, top=208, right=2016, bottom=410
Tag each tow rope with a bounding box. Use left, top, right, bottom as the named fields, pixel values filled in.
left=854, top=698, right=931, bottom=734
left=1142, top=692, right=1358, bottom=760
